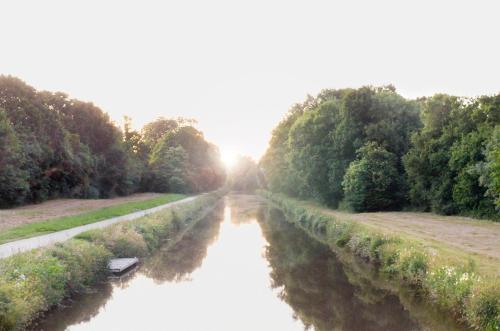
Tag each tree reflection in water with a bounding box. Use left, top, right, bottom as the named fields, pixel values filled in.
left=141, top=203, right=224, bottom=283
left=30, top=284, right=113, bottom=331
left=259, top=207, right=422, bottom=331
left=32, top=196, right=462, bottom=331
left=32, top=204, right=224, bottom=330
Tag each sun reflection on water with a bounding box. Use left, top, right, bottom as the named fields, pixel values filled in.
left=67, top=199, right=305, bottom=331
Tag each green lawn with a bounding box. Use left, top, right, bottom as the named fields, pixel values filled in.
left=0, top=193, right=187, bottom=244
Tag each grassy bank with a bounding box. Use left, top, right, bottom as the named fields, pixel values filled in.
left=261, top=191, right=500, bottom=331
left=0, top=193, right=186, bottom=244
left=0, top=191, right=223, bottom=331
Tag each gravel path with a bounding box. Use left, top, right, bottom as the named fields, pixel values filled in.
left=0, top=196, right=197, bottom=259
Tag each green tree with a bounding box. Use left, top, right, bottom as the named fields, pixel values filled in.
left=149, top=144, right=189, bottom=193
left=478, top=126, right=500, bottom=208
left=0, top=76, right=225, bottom=207
left=404, top=94, right=499, bottom=217
left=262, top=86, right=420, bottom=210
left=141, top=117, right=196, bottom=151
left=342, top=143, right=400, bottom=212
left=158, top=126, right=225, bottom=192
left=403, top=95, right=462, bottom=214
left=260, top=103, right=305, bottom=196
left=288, top=100, right=340, bottom=201
left=0, top=109, right=29, bottom=206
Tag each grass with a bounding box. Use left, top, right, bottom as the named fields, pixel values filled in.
left=261, top=191, right=500, bottom=331
left=0, top=190, right=224, bottom=330
left=0, top=194, right=187, bottom=244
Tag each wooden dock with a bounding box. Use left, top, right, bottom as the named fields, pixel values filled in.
left=108, top=258, right=139, bottom=273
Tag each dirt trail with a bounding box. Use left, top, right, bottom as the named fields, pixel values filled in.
left=325, top=209, right=500, bottom=260
left=0, top=193, right=163, bottom=232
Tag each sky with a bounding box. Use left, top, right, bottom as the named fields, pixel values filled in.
left=1, top=0, right=499, bottom=162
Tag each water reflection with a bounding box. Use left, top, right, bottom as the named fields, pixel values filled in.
left=34, top=195, right=452, bottom=330
left=142, top=202, right=224, bottom=282
left=32, top=284, right=113, bottom=331
left=259, top=208, right=420, bottom=331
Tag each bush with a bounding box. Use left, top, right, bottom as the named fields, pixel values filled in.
left=332, top=222, right=355, bottom=247
left=49, top=240, right=112, bottom=293
left=0, top=251, right=67, bottom=328
left=395, top=248, right=428, bottom=285
left=0, top=285, right=16, bottom=331
left=378, top=242, right=400, bottom=275
left=347, top=233, right=372, bottom=259
left=424, top=265, right=478, bottom=316
left=133, top=211, right=178, bottom=251
left=77, top=224, right=149, bottom=258
left=467, top=281, right=500, bottom=331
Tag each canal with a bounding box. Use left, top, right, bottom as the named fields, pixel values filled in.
left=33, top=195, right=462, bottom=331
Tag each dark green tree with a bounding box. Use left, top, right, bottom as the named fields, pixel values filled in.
left=262, top=86, right=420, bottom=211
left=342, top=143, right=400, bottom=212
left=404, top=94, right=499, bottom=217
left=0, top=109, right=29, bottom=206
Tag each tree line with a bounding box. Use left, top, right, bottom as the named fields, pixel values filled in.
left=226, top=155, right=262, bottom=192
left=260, top=86, right=500, bottom=219
left=0, top=76, right=225, bottom=207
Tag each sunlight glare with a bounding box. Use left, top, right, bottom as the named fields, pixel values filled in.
left=221, top=150, right=237, bottom=169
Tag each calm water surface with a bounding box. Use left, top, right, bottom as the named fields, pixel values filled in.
left=34, top=195, right=461, bottom=331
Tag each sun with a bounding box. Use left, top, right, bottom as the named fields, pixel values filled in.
left=221, top=150, right=237, bottom=170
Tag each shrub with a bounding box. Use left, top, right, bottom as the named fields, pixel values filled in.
left=385, top=246, right=428, bottom=285
left=368, top=234, right=391, bottom=260
left=377, top=242, right=400, bottom=275
left=333, top=222, right=355, bottom=247
left=0, top=251, right=67, bottom=328
left=424, top=265, right=478, bottom=316
left=347, top=233, right=372, bottom=260
left=49, top=240, right=112, bottom=293
left=466, top=281, right=500, bottom=331
left=77, top=224, right=148, bottom=258
left=133, top=212, right=177, bottom=251
left=0, top=284, right=16, bottom=331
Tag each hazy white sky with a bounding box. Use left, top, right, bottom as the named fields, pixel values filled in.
left=1, top=0, right=499, bottom=160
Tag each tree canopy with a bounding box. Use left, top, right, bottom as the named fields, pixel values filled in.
left=261, top=86, right=500, bottom=219
left=0, top=76, right=225, bottom=207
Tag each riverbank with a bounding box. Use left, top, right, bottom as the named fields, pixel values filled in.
left=260, top=191, right=500, bottom=331
left=0, top=196, right=197, bottom=259
left=0, top=194, right=187, bottom=244
left=0, top=191, right=224, bottom=331
left=33, top=194, right=431, bottom=330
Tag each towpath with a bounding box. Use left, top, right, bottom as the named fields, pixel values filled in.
left=0, top=196, right=197, bottom=259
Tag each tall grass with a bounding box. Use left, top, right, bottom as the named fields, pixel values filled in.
left=261, top=191, right=499, bottom=331
left=0, top=191, right=224, bottom=331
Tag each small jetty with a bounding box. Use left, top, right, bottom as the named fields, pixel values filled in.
left=108, top=258, right=139, bottom=274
